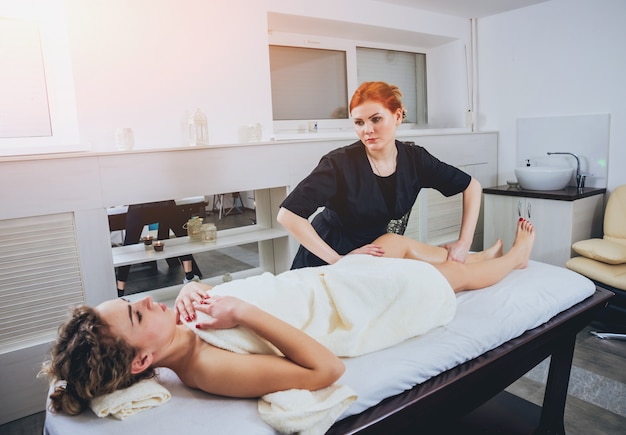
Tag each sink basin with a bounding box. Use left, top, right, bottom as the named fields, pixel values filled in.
left=514, top=166, right=574, bottom=191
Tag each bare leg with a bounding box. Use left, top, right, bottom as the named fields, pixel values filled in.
left=374, top=233, right=503, bottom=264
left=433, top=219, right=536, bottom=293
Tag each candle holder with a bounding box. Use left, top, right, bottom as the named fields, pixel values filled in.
left=201, top=223, right=217, bottom=244
left=188, top=108, right=208, bottom=146
left=153, top=241, right=164, bottom=252
left=143, top=235, right=154, bottom=246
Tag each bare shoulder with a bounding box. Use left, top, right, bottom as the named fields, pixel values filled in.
left=176, top=337, right=229, bottom=390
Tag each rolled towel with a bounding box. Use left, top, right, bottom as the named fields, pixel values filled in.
left=90, top=378, right=171, bottom=420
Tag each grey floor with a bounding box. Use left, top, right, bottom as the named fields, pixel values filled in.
left=505, top=322, right=626, bottom=435
left=2, top=208, right=625, bottom=434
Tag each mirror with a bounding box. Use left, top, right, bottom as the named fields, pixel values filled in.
left=107, top=191, right=258, bottom=295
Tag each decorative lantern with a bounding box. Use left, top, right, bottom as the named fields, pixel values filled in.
left=188, top=108, right=208, bottom=146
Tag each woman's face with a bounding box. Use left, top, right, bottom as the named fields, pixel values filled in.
left=351, top=101, right=403, bottom=152
left=96, top=296, right=176, bottom=354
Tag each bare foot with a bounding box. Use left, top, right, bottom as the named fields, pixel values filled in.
left=484, top=239, right=503, bottom=260
left=511, top=218, right=536, bottom=269
left=468, top=239, right=503, bottom=263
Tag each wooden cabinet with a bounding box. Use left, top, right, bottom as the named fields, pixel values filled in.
left=483, top=187, right=605, bottom=267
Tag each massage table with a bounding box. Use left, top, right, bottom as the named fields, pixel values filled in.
left=43, top=260, right=612, bottom=434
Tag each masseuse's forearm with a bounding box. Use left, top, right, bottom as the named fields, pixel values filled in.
left=458, top=177, right=482, bottom=247
left=236, top=302, right=345, bottom=388
left=277, top=207, right=342, bottom=264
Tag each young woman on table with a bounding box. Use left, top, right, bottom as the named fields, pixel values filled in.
left=41, top=219, right=535, bottom=416
left=277, top=81, right=482, bottom=269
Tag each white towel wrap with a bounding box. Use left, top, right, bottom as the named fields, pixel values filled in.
left=187, top=255, right=457, bottom=433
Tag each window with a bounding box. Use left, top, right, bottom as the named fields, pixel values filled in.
left=356, top=47, right=427, bottom=125
left=269, top=46, right=348, bottom=121
left=269, top=40, right=427, bottom=133
left=0, top=17, right=52, bottom=138
left=0, top=0, right=80, bottom=156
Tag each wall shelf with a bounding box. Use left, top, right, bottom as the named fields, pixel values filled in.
left=112, top=227, right=288, bottom=267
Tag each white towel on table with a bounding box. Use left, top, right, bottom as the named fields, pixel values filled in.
left=90, top=378, right=171, bottom=420
left=259, top=385, right=357, bottom=435
left=186, top=255, right=456, bottom=433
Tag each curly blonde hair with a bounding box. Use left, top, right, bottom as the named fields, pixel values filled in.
left=40, top=305, right=156, bottom=415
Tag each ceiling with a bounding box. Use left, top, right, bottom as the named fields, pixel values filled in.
left=374, top=0, right=551, bottom=18
left=268, top=0, right=553, bottom=48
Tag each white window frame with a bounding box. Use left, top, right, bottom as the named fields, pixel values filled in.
left=0, top=0, right=81, bottom=156
left=269, top=32, right=428, bottom=136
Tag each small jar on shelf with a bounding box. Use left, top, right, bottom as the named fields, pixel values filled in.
left=201, top=223, right=217, bottom=243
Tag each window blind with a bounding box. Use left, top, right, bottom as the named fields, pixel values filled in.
left=356, top=47, right=427, bottom=124
left=0, top=213, right=84, bottom=353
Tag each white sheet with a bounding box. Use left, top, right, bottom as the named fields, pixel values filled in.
left=44, top=260, right=595, bottom=435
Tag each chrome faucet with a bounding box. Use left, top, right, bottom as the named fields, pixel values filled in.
left=547, top=152, right=585, bottom=190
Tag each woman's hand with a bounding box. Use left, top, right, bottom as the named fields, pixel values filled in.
left=175, top=281, right=213, bottom=324
left=442, top=239, right=470, bottom=263
left=192, top=295, right=245, bottom=330
left=349, top=243, right=385, bottom=257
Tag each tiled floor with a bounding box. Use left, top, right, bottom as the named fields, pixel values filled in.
left=3, top=208, right=625, bottom=434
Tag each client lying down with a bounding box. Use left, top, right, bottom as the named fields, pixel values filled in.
left=41, top=219, right=535, bottom=429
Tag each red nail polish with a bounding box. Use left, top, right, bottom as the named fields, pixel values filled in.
left=519, top=217, right=524, bottom=222
left=195, top=324, right=201, bottom=329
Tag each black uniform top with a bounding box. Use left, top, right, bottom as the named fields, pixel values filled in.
left=281, top=140, right=471, bottom=269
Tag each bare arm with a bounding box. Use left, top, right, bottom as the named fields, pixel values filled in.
left=277, top=207, right=343, bottom=265
left=443, top=177, right=482, bottom=263
left=190, top=296, right=345, bottom=397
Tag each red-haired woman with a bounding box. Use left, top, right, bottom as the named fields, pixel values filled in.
left=278, top=81, right=482, bottom=269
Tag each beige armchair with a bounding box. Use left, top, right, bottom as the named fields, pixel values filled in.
left=566, top=184, right=626, bottom=339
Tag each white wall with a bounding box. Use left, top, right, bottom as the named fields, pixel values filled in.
left=60, top=0, right=470, bottom=152
left=0, top=1, right=473, bottom=423
left=476, top=0, right=626, bottom=191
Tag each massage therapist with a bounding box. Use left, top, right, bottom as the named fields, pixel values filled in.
left=277, top=81, right=482, bottom=269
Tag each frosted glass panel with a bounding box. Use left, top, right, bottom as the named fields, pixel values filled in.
left=269, top=45, right=348, bottom=120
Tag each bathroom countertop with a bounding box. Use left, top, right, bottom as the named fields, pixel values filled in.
left=483, top=185, right=606, bottom=201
